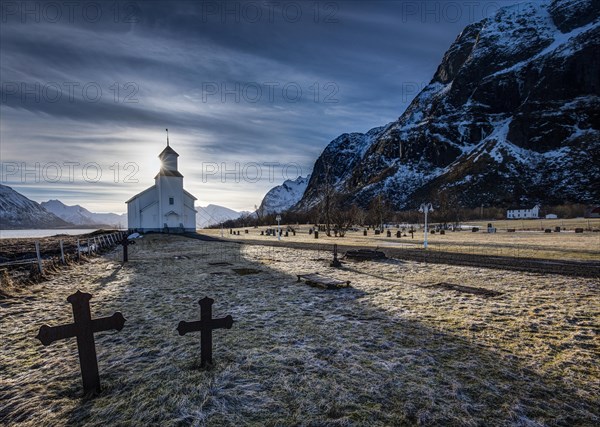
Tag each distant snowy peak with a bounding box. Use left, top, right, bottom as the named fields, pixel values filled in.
left=259, top=175, right=310, bottom=214
left=0, top=185, right=72, bottom=229
left=196, top=204, right=246, bottom=228
left=41, top=199, right=126, bottom=227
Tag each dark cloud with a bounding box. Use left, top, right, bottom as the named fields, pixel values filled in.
left=0, top=0, right=523, bottom=211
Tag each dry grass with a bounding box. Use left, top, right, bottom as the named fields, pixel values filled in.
left=1, top=234, right=598, bottom=426
left=206, top=219, right=600, bottom=262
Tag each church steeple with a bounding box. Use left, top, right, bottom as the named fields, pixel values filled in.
left=157, top=130, right=182, bottom=177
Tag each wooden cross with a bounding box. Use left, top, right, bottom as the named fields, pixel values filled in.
left=177, top=297, right=233, bottom=367
left=121, top=235, right=129, bottom=262
left=36, top=290, right=126, bottom=395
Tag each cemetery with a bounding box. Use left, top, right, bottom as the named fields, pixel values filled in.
left=1, top=232, right=598, bottom=425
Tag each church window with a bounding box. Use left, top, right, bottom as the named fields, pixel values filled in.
left=169, top=197, right=174, bottom=205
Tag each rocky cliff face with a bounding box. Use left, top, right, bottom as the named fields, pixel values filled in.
left=295, top=0, right=600, bottom=211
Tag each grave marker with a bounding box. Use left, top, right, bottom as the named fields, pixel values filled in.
left=177, top=297, right=233, bottom=367
left=36, top=290, right=126, bottom=395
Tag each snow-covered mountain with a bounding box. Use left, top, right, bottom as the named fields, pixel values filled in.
left=259, top=175, right=310, bottom=214
left=196, top=204, right=249, bottom=228
left=295, top=0, right=599, bottom=210
left=0, top=185, right=73, bottom=229
left=41, top=200, right=127, bottom=228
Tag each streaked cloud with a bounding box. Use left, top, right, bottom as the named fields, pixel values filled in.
left=0, top=0, right=522, bottom=212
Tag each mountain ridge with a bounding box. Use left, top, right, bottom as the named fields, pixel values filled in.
left=294, top=0, right=600, bottom=211
left=0, top=185, right=74, bottom=229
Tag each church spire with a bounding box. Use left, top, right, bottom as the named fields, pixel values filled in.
left=166, top=128, right=169, bottom=146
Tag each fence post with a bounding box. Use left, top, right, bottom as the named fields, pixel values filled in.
left=59, top=240, right=65, bottom=264
left=77, top=239, right=81, bottom=260
left=87, top=238, right=92, bottom=254
left=35, top=241, right=43, bottom=274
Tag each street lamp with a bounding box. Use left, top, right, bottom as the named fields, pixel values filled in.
left=419, top=203, right=434, bottom=249
left=275, top=214, right=282, bottom=241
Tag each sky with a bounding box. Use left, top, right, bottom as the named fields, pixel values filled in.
left=0, top=0, right=525, bottom=213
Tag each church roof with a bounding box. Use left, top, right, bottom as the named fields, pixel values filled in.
left=158, top=145, right=179, bottom=159
left=125, top=185, right=156, bottom=203
left=155, top=169, right=183, bottom=179
left=183, top=189, right=197, bottom=201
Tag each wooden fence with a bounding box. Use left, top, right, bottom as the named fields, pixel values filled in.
left=0, top=231, right=127, bottom=275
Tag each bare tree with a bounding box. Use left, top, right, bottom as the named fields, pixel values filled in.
left=318, top=164, right=336, bottom=236
left=254, top=203, right=266, bottom=225
left=368, top=194, right=390, bottom=230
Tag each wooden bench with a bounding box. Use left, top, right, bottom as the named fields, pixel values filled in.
left=297, top=273, right=350, bottom=289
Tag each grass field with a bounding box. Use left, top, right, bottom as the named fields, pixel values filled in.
left=204, top=218, right=600, bottom=262
left=1, top=234, right=598, bottom=425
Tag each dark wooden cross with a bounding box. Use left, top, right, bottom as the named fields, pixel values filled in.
left=36, top=290, right=126, bottom=395
left=177, top=297, right=233, bottom=368
left=121, top=235, right=129, bottom=262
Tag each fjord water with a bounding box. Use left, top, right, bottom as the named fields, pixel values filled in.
left=0, top=229, right=100, bottom=239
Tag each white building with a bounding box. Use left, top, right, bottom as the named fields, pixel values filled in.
left=506, top=205, right=540, bottom=219
left=126, top=140, right=197, bottom=232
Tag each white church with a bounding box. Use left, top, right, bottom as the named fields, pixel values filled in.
left=126, top=135, right=197, bottom=232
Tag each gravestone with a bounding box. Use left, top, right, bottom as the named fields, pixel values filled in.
left=575, top=228, right=584, bottom=233
left=177, top=297, right=233, bottom=368
left=440, top=230, right=445, bottom=235
left=345, top=249, right=387, bottom=261
left=314, top=231, right=319, bottom=239
left=396, top=230, right=401, bottom=238
left=545, top=229, right=551, bottom=233
left=374, top=230, right=380, bottom=235
left=292, top=230, right=296, bottom=236
left=285, top=231, right=289, bottom=237
left=472, top=227, right=479, bottom=232
left=245, top=229, right=248, bottom=234
left=363, top=230, right=367, bottom=236
left=36, top=291, right=126, bottom=395
left=554, top=226, right=561, bottom=232
left=261, top=231, right=264, bottom=235
left=387, top=230, right=391, bottom=237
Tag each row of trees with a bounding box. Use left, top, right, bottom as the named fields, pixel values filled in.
left=219, top=197, right=590, bottom=232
